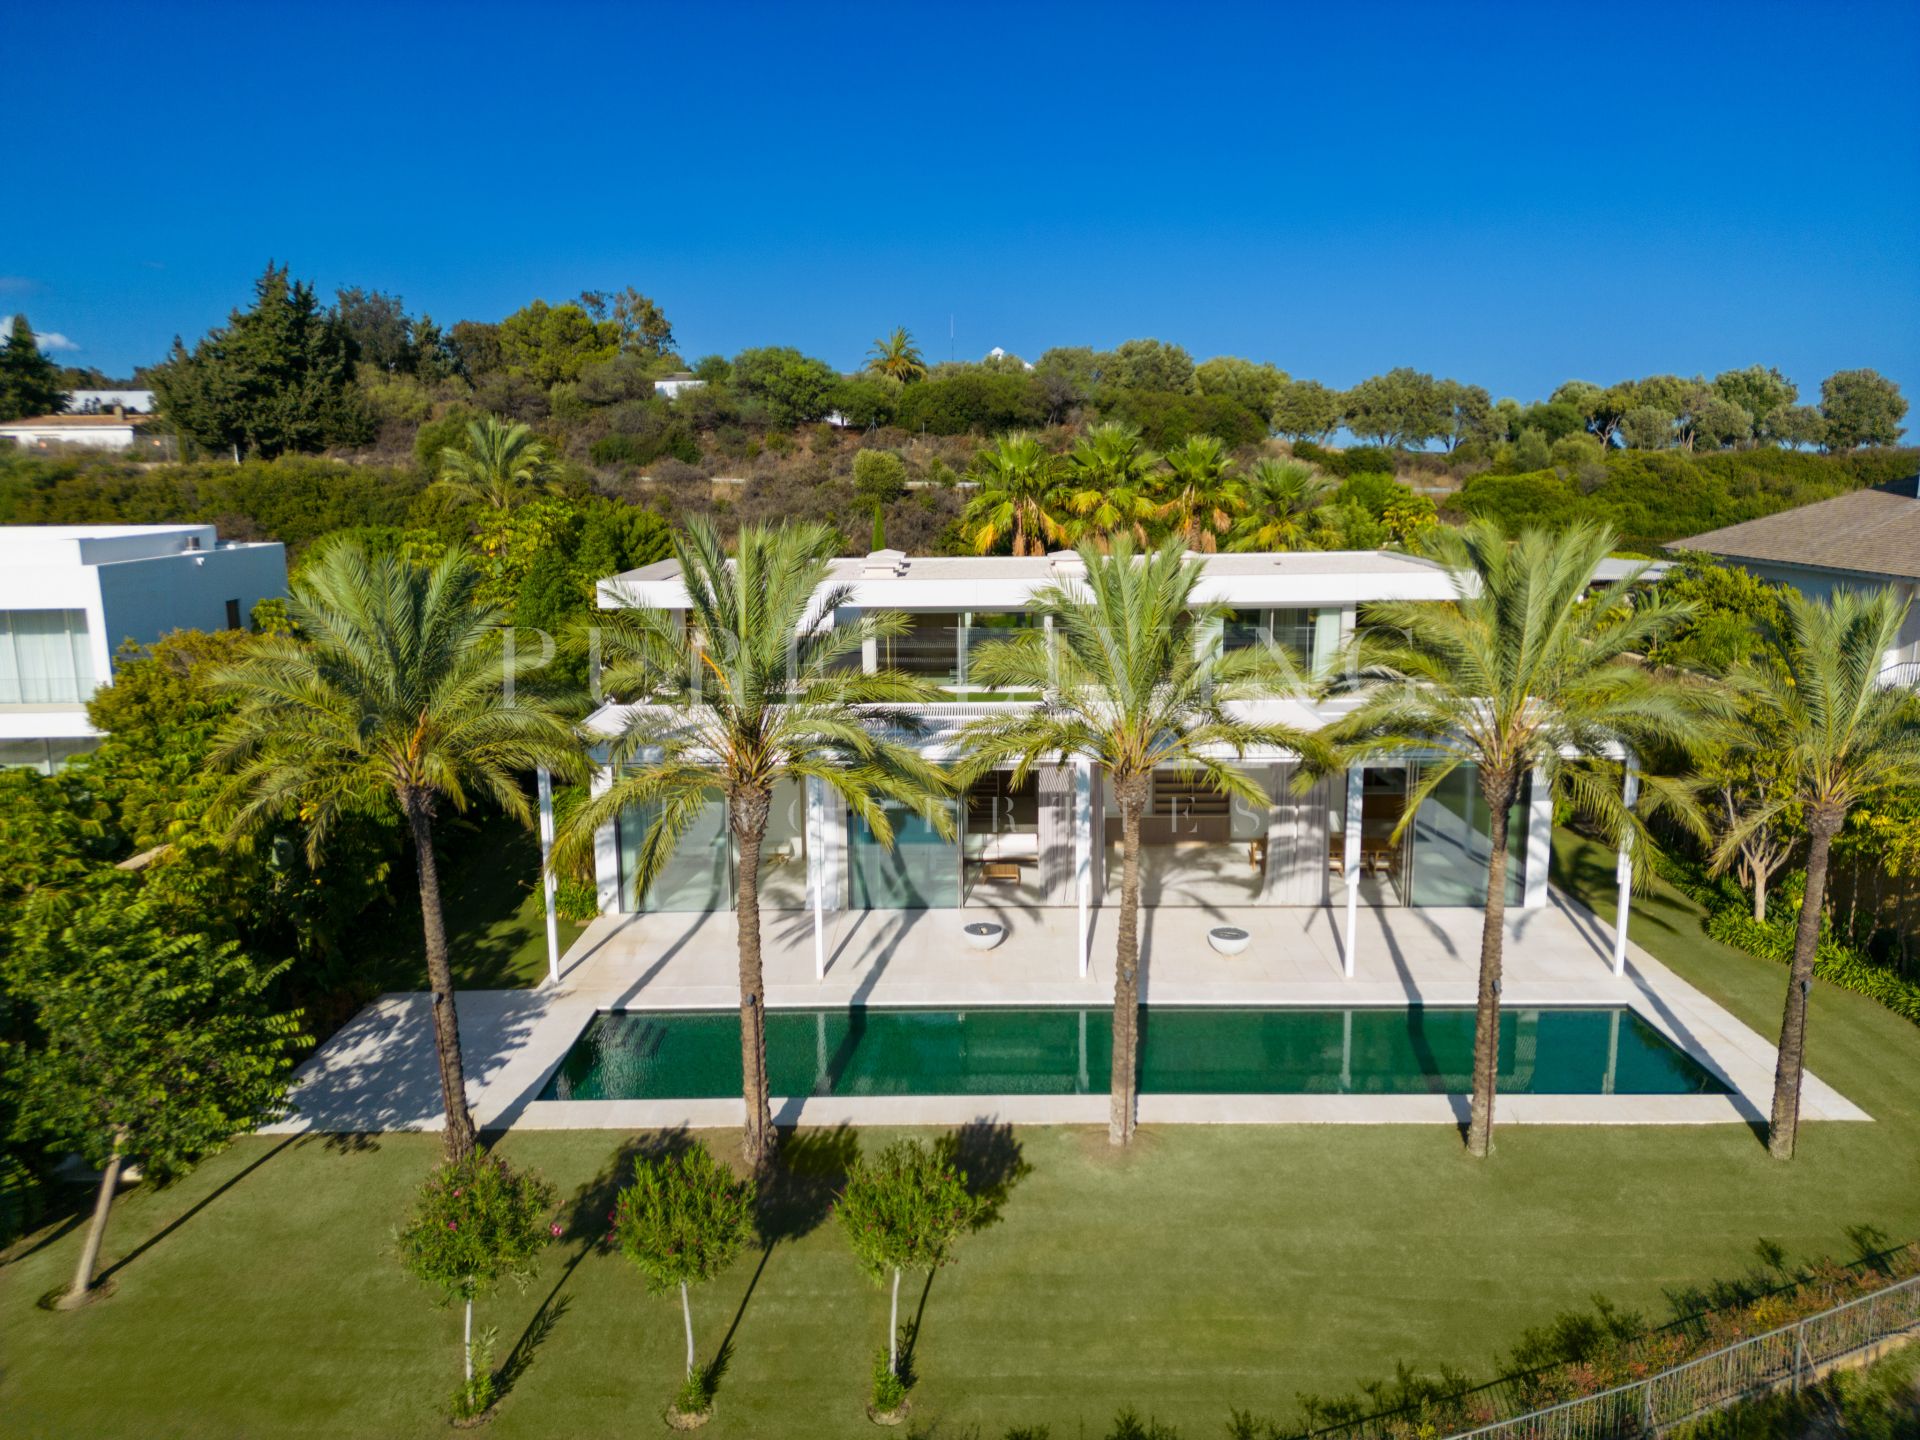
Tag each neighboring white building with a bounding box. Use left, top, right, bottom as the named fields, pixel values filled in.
left=0, top=411, right=158, bottom=453
left=0, top=524, right=288, bottom=773
left=580, top=549, right=1573, bottom=977
left=653, top=376, right=706, bottom=399
left=1669, top=475, right=1920, bottom=684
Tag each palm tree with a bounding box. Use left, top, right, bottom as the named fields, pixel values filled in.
left=1229, top=459, right=1332, bottom=551
left=1712, top=587, right=1920, bottom=1160
left=1058, top=422, right=1160, bottom=550
left=433, top=415, right=551, bottom=510
left=961, top=432, right=1069, bottom=557
left=1323, top=521, right=1711, bottom=1157
left=955, top=537, right=1324, bottom=1144
left=558, top=519, right=954, bottom=1169
left=1157, top=435, right=1241, bottom=551
left=866, top=328, right=928, bottom=385
left=210, top=541, right=583, bottom=1161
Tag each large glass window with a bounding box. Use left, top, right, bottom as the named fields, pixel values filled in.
left=876, top=614, right=961, bottom=685
left=1409, top=766, right=1527, bottom=907
left=618, top=791, right=733, bottom=913
left=1220, top=608, right=1330, bottom=675
left=850, top=796, right=960, bottom=909
left=0, top=610, right=96, bottom=704
left=957, top=612, right=1039, bottom=699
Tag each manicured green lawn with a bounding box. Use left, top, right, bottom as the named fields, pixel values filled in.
left=3, top=832, right=1916, bottom=1439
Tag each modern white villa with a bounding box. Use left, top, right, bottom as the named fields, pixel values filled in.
left=0, top=523, right=287, bottom=772
left=581, top=549, right=1562, bottom=975
left=275, top=544, right=1865, bottom=1137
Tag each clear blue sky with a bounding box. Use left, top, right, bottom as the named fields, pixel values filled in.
left=9, top=0, right=1918, bottom=404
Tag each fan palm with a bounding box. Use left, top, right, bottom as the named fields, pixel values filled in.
left=210, top=541, right=584, bottom=1161
left=954, top=537, right=1325, bottom=1144
left=1711, top=587, right=1920, bottom=1160
left=1229, top=459, right=1333, bottom=551
left=433, top=415, right=551, bottom=510
left=557, top=519, right=954, bottom=1169
left=1158, top=435, right=1241, bottom=551
left=1322, top=521, right=1712, bottom=1157
left=866, top=328, right=928, bottom=385
left=961, top=432, right=1069, bottom=556
left=1058, top=422, right=1160, bottom=549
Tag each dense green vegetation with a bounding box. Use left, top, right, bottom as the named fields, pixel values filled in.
left=1450, top=446, right=1920, bottom=550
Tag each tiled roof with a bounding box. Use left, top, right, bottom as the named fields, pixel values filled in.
left=1667, top=477, right=1920, bottom=583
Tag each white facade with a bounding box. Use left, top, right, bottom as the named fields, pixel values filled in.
left=0, top=524, right=288, bottom=772
left=653, top=376, right=706, bottom=399
left=581, top=550, right=1567, bottom=968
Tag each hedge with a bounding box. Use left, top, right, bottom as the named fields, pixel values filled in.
left=1705, top=908, right=1920, bottom=1026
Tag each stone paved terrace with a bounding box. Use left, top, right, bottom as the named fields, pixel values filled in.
left=264, top=890, right=1868, bottom=1137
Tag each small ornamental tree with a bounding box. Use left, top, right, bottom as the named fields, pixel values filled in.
left=396, top=1149, right=559, bottom=1419
left=613, top=1141, right=758, bottom=1415
left=835, top=1140, right=980, bottom=1397
left=8, top=879, right=307, bottom=1310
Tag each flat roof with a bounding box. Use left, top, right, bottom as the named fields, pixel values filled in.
left=608, top=550, right=1448, bottom=586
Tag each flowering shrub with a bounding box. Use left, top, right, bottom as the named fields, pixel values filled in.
left=397, top=1148, right=559, bottom=1304
left=613, top=1140, right=757, bottom=1416
left=836, top=1139, right=981, bottom=1403
left=395, top=1148, right=558, bottom=1420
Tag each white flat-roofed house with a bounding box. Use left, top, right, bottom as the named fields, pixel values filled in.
left=0, top=410, right=159, bottom=453
left=0, top=524, right=288, bottom=773
left=578, top=548, right=1582, bottom=977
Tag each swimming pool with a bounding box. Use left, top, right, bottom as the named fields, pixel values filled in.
left=537, top=1004, right=1728, bottom=1101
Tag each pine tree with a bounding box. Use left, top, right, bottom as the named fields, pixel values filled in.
left=152, top=263, right=373, bottom=459
left=0, top=314, right=64, bottom=421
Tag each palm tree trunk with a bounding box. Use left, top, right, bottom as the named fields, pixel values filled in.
left=1110, top=779, right=1149, bottom=1145
left=1770, top=809, right=1841, bottom=1161
left=59, top=1127, right=125, bottom=1309
left=404, top=790, right=477, bottom=1162
left=680, top=1279, right=695, bottom=1377
left=732, top=784, right=775, bottom=1170
left=1465, top=775, right=1517, bottom=1159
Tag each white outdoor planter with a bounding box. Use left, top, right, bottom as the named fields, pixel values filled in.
left=962, top=921, right=1007, bottom=952
left=1207, top=926, right=1252, bottom=957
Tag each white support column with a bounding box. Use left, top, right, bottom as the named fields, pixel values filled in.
left=537, top=767, right=561, bottom=986
left=1343, top=765, right=1363, bottom=978
left=807, top=777, right=827, bottom=981
left=1074, top=759, right=1093, bottom=978
left=1613, top=766, right=1640, bottom=977
left=590, top=758, right=620, bottom=916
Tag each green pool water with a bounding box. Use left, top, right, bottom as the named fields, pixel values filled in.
left=537, top=1005, right=1729, bottom=1101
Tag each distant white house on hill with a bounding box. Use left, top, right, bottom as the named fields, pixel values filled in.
left=0, top=389, right=164, bottom=454
left=653, top=375, right=705, bottom=399
left=1668, top=475, right=1920, bottom=684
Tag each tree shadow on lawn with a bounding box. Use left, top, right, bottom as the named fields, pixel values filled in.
left=934, top=1120, right=1033, bottom=1232
left=91, top=1135, right=303, bottom=1287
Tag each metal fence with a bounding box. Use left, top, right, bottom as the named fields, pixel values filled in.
left=1447, top=1271, right=1920, bottom=1440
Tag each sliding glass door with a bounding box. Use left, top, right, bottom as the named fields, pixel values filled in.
left=1408, top=765, right=1527, bottom=907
